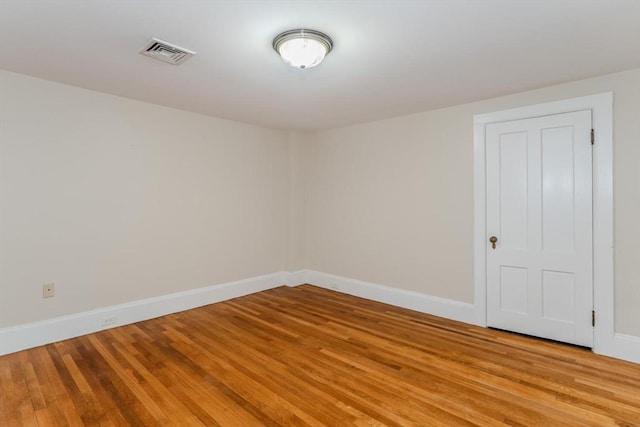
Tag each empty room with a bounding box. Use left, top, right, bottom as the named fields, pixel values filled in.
left=1, top=1, right=639, bottom=425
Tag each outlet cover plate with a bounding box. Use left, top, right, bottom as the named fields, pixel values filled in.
left=42, top=283, right=55, bottom=298
left=101, top=316, right=118, bottom=327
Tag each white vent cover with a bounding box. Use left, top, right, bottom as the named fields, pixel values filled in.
left=140, top=37, right=196, bottom=65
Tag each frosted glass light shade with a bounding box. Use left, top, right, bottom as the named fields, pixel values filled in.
left=273, top=29, right=333, bottom=69
left=278, top=38, right=326, bottom=69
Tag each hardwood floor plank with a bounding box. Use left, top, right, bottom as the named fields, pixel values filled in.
left=1, top=285, right=638, bottom=426
left=35, top=347, right=85, bottom=427
left=85, top=333, right=179, bottom=426
left=126, top=333, right=248, bottom=426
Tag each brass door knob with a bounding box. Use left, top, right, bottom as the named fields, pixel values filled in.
left=489, top=236, right=498, bottom=249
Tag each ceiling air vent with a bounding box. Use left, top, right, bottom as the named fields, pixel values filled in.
left=139, top=37, right=196, bottom=65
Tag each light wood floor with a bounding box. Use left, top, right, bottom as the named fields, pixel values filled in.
left=1, top=285, right=638, bottom=426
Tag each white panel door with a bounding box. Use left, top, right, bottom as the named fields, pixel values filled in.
left=486, top=110, right=593, bottom=347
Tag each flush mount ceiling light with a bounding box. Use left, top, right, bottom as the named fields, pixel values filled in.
left=273, top=29, right=333, bottom=69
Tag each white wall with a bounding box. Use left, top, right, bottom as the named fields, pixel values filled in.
left=1, top=68, right=638, bottom=339
left=0, top=70, right=289, bottom=328
left=299, top=69, right=640, bottom=336
left=286, top=132, right=308, bottom=272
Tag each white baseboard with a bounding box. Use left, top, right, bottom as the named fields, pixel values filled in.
left=607, top=333, right=640, bottom=364
left=282, top=270, right=307, bottom=287
left=0, top=272, right=285, bottom=356
left=304, top=270, right=639, bottom=364
left=4, top=268, right=637, bottom=365
left=304, top=270, right=476, bottom=325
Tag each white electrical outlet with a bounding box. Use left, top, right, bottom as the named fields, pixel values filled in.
left=101, top=316, right=118, bottom=327
left=42, top=283, right=55, bottom=298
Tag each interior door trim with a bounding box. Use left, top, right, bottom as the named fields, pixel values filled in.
left=473, top=93, right=613, bottom=356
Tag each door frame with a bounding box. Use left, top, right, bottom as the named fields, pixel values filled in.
left=473, top=93, right=613, bottom=356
